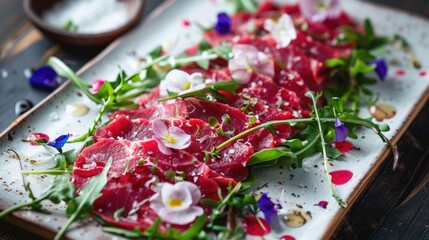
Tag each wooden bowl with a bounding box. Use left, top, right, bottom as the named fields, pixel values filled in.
left=23, top=0, right=145, bottom=48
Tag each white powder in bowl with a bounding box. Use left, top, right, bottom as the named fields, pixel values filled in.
left=42, top=0, right=130, bottom=34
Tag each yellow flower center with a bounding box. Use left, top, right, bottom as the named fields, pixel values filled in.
left=163, top=134, right=177, bottom=144
left=183, top=82, right=191, bottom=90
left=316, top=2, right=328, bottom=11
left=168, top=198, right=183, bottom=208
left=246, top=61, right=253, bottom=72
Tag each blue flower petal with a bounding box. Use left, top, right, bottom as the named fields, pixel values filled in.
left=48, top=134, right=69, bottom=149
left=214, top=12, right=231, bottom=35
left=335, top=118, right=349, bottom=142
left=257, top=193, right=278, bottom=224
left=368, top=58, right=388, bottom=81
left=29, top=66, right=59, bottom=89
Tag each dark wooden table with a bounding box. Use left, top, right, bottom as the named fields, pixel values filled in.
left=0, top=0, right=429, bottom=239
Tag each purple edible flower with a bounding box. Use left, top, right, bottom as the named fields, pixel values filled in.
left=48, top=134, right=70, bottom=150
left=368, top=58, right=388, bottom=81
left=334, top=118, right=348, bottom=142
left=257, top=193, right=278, bottom=224
left=29, top=66, right=59, bottom=89
left=214, top=12, right=231, bottom=35
left=299, top=0, right=341, bottom=23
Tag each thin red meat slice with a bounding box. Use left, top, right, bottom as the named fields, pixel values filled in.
left=112, top=101, right=188, bottom=120
left=292, top=31, right=337, bottom=62
left=138, top=87, right=160, bottom=108
left=233, top=35, right=322, bottom=91
left=94, top=114, right=254, bottom=181
left=72, top=139, right=147, bottom=189
left=92, top=173, right=166, bottom=232
left=94, top=116, right=152, bottom=142
left=203, top=31, right=234, bottom=47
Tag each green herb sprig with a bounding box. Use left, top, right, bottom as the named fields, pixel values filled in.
left=325, top=19, right=419, bottom=111
left=0, top=175, right=75, bottom=218
left=54, top=157, right=112, bottom=240
left=210, top=91, right=397, bottom=205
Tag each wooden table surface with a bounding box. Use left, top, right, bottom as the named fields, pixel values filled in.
left=0, top=0, right=429, bottom=239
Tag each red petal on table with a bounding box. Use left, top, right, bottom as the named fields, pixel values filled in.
left=334, top=141, right=353, bottom=154
left=315, top=200, right=329, bottom=209
left=26, top=132, right=50, bottom=146
left=182, top=19, right=191, bottom=27
left=281, top=235, right=296, bottom=240
left=419, top=71, right=427, bottom=77
left=395, top=69, right=405, bottom=76
left=241, top=216, right=271, bottom=236
left=329, top=170, right=353, bottom=185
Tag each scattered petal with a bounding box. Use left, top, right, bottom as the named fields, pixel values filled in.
left=26, top=133, right=50, bottom=146
left=182, top=19, right=191, bottom=27
left=149, top=182, right=203, bottom=225
left=242, top=216, right=271, bottom=236
left=264, top=13, right=297, bottom=48
left=419, top=71, right=427, bottom=77
left=315, top=200, right=329, bottom=209
left=395, top=69, right=405, bottom=76
left=214, top=12, right=231, bottom=35
left=368, top=58, right=388, bottom=81
left=89, top=79, right=105, bottom=94
left=257, top=193, right=278, bottom=224
left=299, top=0, right=342, bottom=23
left=281, top=235, right=296, bottom=240
left=329, top=170, right=353, bottom=185
left=28, top=66, right=59, bottom=89
left=334, top=118, right=349, bottom=142
left=334, top=141, right=353, bottom=154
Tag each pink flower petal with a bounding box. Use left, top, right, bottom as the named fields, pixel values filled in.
left=157, top=206, right=203, bottom=225
left=152, top=119, right=168, bottom=137
left=299, top=0, right=341, bottom=23
left=176, top=181, right=201, bottom=205
left=89, top=79, right=105, bottom=94
left=154, top=137, right=172, bottom=155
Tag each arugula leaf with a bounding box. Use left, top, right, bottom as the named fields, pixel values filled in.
left=103, top=215, right=207, bottom=239
left=0, top=176, right=75, bottom=218
left=248, top=147, right=295, bottom=166
left=54, top=157, right=112, bottom=240
left=227, top=0, right=258, bottom=13
left=21, top=153, right=73, bottom=175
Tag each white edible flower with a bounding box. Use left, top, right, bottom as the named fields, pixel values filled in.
left=228, top=44, right=274, bottom=84
left=264, top=13, right=297, bottom=48
left=159, top=69, right=206, bottom=98
left=149, top=182, right=204, bottom=225
left=152, top=119, right=191, bottom=155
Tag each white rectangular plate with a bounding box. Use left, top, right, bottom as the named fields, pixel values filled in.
left=1, top=0, right=428, bottom=239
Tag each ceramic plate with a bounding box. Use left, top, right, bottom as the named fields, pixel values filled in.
left=1, top=0, right=428, bottom=239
